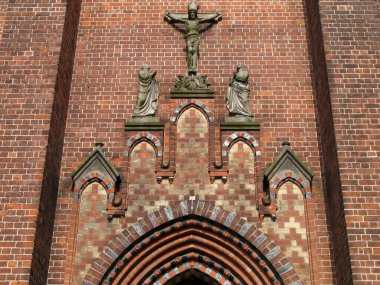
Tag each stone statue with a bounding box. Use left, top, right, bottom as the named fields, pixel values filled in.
left=165, top=0, right=222, bottom=75
left=226, top=64, right=253, bottom=117
left=132, top=65, right=159, bottom=118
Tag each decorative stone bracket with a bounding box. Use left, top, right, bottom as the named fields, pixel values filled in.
left=71, top=143, right=127, bottom=220
left=259, top=142, right=313, bottom=221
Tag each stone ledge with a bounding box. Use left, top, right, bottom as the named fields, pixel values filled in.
left=220, top=120, right=260, bottom=131
left=125, top=118, right=164, bottom=131
left=170, top=88, right=215, bottom=98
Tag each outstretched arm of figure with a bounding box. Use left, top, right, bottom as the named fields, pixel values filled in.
left=199, top=12, right=222, bottom=23
left=164, top=12, right=186, bottom=24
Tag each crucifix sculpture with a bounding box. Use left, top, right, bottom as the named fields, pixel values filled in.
left=165, top=0, right=222, bottom=76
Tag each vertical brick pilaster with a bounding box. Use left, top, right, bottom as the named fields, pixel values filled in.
left=317, top=0, right=380, bottom=283
left=304, top=0, right=352, bottom=283
left=30, top=0, right=82, bottom=284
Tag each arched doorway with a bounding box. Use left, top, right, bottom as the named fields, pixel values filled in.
left=176, top=279, right=209, bottom=285
left=172, top=274, right=215, bottom=285
left=166, top=271, right=221, bottom=285
left=83, top=201, right=301, bottom=285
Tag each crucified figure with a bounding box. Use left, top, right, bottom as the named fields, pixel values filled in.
left=165, top=0, right=222, bottom=76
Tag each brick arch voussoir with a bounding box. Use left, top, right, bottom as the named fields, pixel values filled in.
left=125, top=132, right=163, bottom=159
left=170, top=101, right=215, bottom=125
left=74, top=171, right=112, bottom=196
left=83, top=200, right=300, bottom=285
left=271, top=171, right=311, bottom=197
left=141, top=252, right=244, bottom=285
left=222, top=132, right=259, bottom=157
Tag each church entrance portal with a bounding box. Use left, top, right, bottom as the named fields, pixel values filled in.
left=83, top=202, right=301, bottom=284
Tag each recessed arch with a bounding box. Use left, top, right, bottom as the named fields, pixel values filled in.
left=77, top=175, right=110, bottom=194
left=125, top=132, right=163, bottom=158
left=274, top=175, right=307, bottom=196
left=222, top=132, right=259, bottom=158
left=259, top=142, right=313, bottom=221
left=83, top=201, right=301, bottom=285
left=170, top=101, right=215, bottom=124
left=71, top=144, right=127, bottom=219
left=72, top=182, right=109, bottom=284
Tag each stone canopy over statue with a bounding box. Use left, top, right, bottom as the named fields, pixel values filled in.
left=165, top=1, right=221, bottom=96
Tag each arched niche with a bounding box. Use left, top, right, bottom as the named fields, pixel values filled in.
left=259, top=142, right=313, bottom=221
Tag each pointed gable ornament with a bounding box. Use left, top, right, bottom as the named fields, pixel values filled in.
left=259, top=142, right=313, bottom=221
left=71, top=143, right=127, bottom=220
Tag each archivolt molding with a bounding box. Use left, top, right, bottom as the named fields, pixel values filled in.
left=83, top=201, right=301, bottom=285
left=124, top=116, right=175, bottom=182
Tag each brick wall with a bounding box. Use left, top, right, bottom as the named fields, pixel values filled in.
left=303, top=0, right=352, bottom=283
left=0, top=0, right=68, bottom=283
left=30, top=0, right=82, bottom=284
left=71, top=183, right=122, bottom=283
left=48, top=0, right=335, bottom=283
left=262, top=183, right=311, bottom=285
left=0, top=0, right=9, bottom=42
left=318, top=0, right=380, bottom=283
left=4, top=0, right=371, bottom=283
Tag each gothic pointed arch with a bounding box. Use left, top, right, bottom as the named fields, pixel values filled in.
left=170, top=101, right=215, bottom=124
left=71, top=143, right=127, bottom=218
left=83, top=201, right=301, bottom=285
left=259, top=142, right=313, bottom=220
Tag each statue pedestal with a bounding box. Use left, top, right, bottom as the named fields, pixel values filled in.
left=125, top=117, right=164, bottom=131
left=171, top=74, right=214, bottom=98
left=224, top=116, right=255, bottom=123
left=221, top=116, right=260, bottom=131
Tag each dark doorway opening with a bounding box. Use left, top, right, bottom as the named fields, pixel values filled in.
left=176, top=277, right=210, bottom=285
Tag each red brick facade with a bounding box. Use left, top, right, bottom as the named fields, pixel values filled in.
left=0, top=0, right=379, bottom=284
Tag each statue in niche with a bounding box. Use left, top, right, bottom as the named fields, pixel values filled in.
left=132, top=65, right=160, bottom=118
left=226, top=64, right=253, bottom=117
left=165, top=0, right=222, bottom=76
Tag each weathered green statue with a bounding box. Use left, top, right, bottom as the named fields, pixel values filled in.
left=132, top=65, right=160, bottom=118
left=165, top=0, right=221, bottom=75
